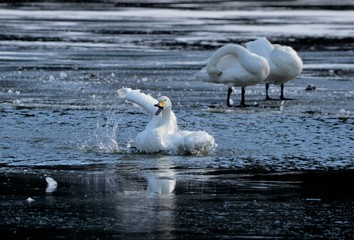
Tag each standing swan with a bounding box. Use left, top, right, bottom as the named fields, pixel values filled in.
left=118, top=88, right=215, bottom=155
left=196, top=44, right=270, bottom=107
left=246, top=37, right=303, bottom=100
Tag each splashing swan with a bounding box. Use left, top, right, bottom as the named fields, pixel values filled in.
left=196, top=44, right=270, bottom=107
left=245, top=37, right=303, bottom=100
left=118, top=88, right=216, bottom=155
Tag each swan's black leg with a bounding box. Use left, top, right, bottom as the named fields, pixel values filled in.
left=227, top=87, right=233, bottom=107
left=239, top=87, right=246, bottom=107
left=280, top=83, right=292, bottom=100
left=265, top=83, right=273, bottom=100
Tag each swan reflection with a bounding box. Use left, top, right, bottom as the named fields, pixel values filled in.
left=146, top=170, right=176, bottom=196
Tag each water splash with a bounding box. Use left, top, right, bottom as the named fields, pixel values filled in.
left=80, top=111, right=122, bottom=154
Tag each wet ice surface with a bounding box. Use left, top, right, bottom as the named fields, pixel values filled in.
left=0, top=0, right=354, bottom=239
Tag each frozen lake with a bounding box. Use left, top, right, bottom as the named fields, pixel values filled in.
left=0, top=0, right=353, bottom=239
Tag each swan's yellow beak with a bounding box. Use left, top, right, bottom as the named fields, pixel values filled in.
left=155, top=100, right=164, bottom=108
left=154, top=100, right=164, bottom=115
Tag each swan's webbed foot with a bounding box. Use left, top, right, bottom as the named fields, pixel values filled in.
left=265, top=96, right=276, bottom=101
left=235, top=103, right=247, bottom=108
left=235, top=102, right=259, bottom=108
left=279, top=96, right=292, bottom=100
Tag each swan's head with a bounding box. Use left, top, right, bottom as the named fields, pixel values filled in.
left=207, top=65, right=222, bottom=78
left=154, top=96, right=172, bottom=115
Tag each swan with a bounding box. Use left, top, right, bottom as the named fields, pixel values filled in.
left=245, top=37, right=303, bottom=100
left=118, top=87, right=216, bottom=155
left=195, top=44, right=270, bottom=107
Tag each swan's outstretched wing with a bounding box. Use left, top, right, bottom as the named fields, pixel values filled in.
left=118, top=87, right=158, bottom=115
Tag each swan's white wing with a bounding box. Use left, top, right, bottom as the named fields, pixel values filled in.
left=245, top=37, right=273, bottom=59
left=118, top=87, right=158, bottom=115
left=165, top=130, right=216, bottom=156
left=272, top=45, right=303, bottom=69
left=269, top=45, right=303, bottom=81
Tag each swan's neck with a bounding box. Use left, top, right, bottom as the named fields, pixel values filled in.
left=207, top=44, right=245, bottom=72
left=161, top=107, right=172, bottom=122
left=146, top=108, right=172, bottom=131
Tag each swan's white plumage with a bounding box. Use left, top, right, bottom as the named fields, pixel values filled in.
left=196, top=44, right=269, bottom=87
left=245, top=37, right=303, bottom=99
left=165, top=130, right=215, bottom=156
left=118, top=87, right=215, bottom=155
left=245, top=37, right=303, bottom=85
left=195, top=44, right=270, bottom=106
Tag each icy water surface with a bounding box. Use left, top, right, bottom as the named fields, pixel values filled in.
left=0, top=0, right=354, bottom=239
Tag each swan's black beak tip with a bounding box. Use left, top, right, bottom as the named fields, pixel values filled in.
left=154, top=100, right=164, bottom=115
left=155, top=106, right=163, bottom=115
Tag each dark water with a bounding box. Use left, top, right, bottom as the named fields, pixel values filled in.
left=0, top=0, right=354, bottom=239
